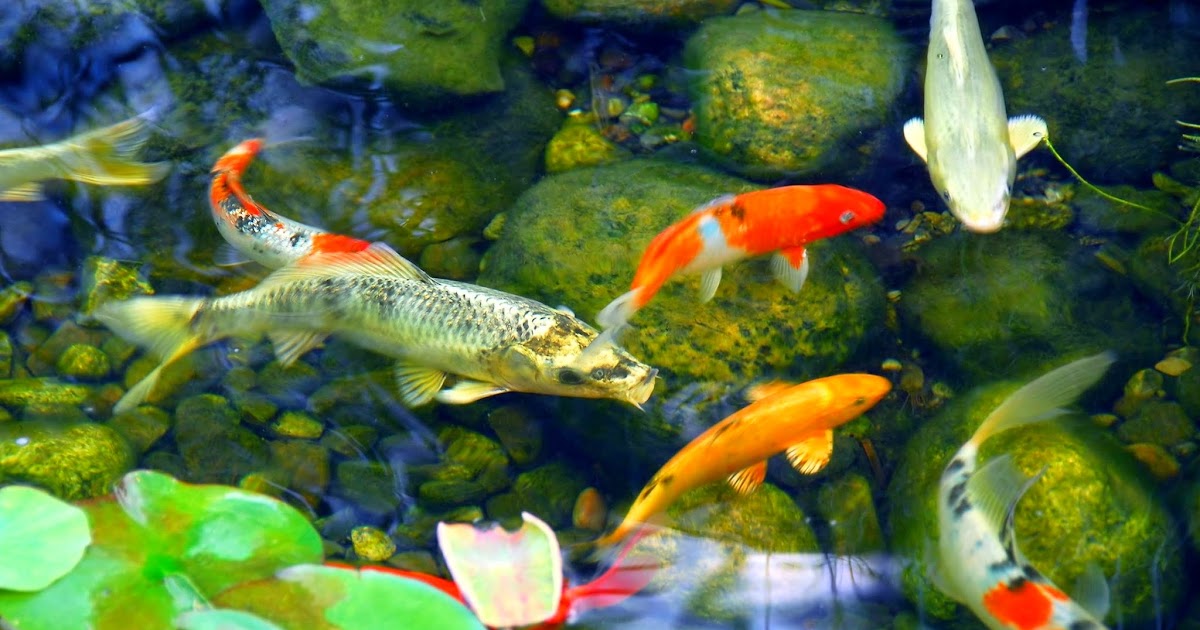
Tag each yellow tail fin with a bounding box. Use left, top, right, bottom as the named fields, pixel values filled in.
left=56, top=115, right=169, bottom=187
left=93, top=296, right=205, bottom=414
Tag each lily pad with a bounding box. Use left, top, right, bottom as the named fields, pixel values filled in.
left=437, top=512, right=563, bottom=628
left=0, top=470, right=323, bottom=630
left=176, top=609, right=286, bottom=630
left=212, top=564, right=484, bottom=630
left=0, top=485, right=91, bottom=592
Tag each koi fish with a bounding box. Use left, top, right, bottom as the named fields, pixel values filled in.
left=933, top=352, right=1115, bottom=630
left=94, top=243, right=657, bottom=415
left=593, top=373, right=892, bottom=547
left=595, top=184, right=886, bottom=332
left=0, top=113, right=168, bottom=201
left=902, top=0, right=1047, bottom=233
left=209, top=138, right=370, bottom=268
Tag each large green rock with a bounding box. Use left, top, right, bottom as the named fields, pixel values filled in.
left=898, top=231, right=1162, bottom=382
left=173, top=394, right=270, bottom=484
left=541, top=0, right=737, bottom=26
left=991, top=4, right=1200, bottom=183
left=0, top=422, right=134, bottom=500
left=683, top=9, right=908, bottom=180
left=886, top=376, right=1183, bottom=625
left=260, top=0, right=530, bottom=103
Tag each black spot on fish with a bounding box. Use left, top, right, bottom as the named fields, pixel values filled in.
left=730, top=202, right=746, bottom=222
left=660, top=474, right=675, bottom=487
left=952, top=497, right=971, bottom=518
left=945, top=457, right=966, bottom=474
left=289, top=233, right=303, bottom=247
left=1006, top=575, right=1028, bottom=591
left=639, top=480, right=657, bottom=500
left=1022, top=564, right=1045, bottom=581
left=988, top=559, right=1017, bottom=573
left=947, top=481, right=967, bottom=505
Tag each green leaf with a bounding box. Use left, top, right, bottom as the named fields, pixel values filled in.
left=176, top=609, right=286, bottom=630
left=212, top=564, right=484, bottom=630
left=0, top=485, right=91, bottom=591
left=437, top=511, right=563, bottom=628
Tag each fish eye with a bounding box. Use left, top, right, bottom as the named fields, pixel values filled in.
left=839, top=210, right=855, bottom=224
left=590, top=367, right=608, bottom=380
left=557, top=368, right=585, bottom=385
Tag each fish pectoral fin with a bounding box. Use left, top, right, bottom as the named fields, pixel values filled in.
left=771, top=247, right=809, bottom=293
left=267, top=330, right=327, bottom=367
left=785, top=429, right=834, bottom=475
left=394, top=362, right=447, bottom=407
left=0, top=183, right=46, bottom=201
left=1071, top=563, right=1111, bottom=621
left=727, top=461, right=766, bottom=495
left=902, top=118, right=928, bottom=162
left=744, top=380, right=794, bottom=403
left=1008, top=115, right=1049, bottom=159
left=691, top=193, right=738, bottom=215
left=212, top=242, right=254, bottom=268
left=436, top=379, right=510, bottom=405
left=554, top=304, right=576, bottom=317
left=966, top=454, right=1046, bottom=558
left=698, top=268, right=722, bottom=303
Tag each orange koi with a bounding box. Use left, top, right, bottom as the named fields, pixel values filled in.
left=593, top=373, right=892, bottom=547
left=933, top=352, right=1115, bottom=630
left=208, top=138, right=370, bottom=269
left=595, top=184, right=886, bottom=331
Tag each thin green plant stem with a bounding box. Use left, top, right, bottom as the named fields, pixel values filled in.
left=1041, top=135, right=1169, bottom=218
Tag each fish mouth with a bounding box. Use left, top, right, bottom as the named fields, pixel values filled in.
left=627, top=368, right=659, bottom=408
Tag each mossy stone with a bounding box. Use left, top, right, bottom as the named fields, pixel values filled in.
left=898, top=231, right=1161, bottom=382
left=0, top=421, right=134, bottom=500
left=486, top=405, right=543, bottom=466
left=816, top=473, right=884, bottom=554
left=1073, top=185, right=1179, bottom=235
left=0, top=378, right=92, bottom=407
left=544, top=121, right=631, bottom=174
left=174, top=393, right=270, bottom=484
left=55, top=343, right=112, bottom=380
left=350, top=526, right=396, bottom=563
left=992, top=5, right=1200, bottom=183
left=683, top=9, right=907, bottom=180
left=269, top=439, right=331, bottom=497
left=321, top=425, right=379, bottom=458
left=230, top=390, right=278, bottom=427
left=334, top=460, right=403, bottom=516
left=270, top=410, right=324, bottom=439
left=418, top=479, right=491, bottom=507
left=256, top=360, right=322, bottom=403
left=0, top=332, right=11, bottom=378
left=108, top=405, right=171, bottom=454
left=27, top=321, right=105, bottom=377
left=77, top=256, right=152, bottom=318
left=30, top=271, right=74, bottom=322
left=886, top=377, right=1183, bottom=624
left=260, top=0, right=530, bottom=104
left=0, top=282, right=31, bottom=325
left=417, top=237, right=482, bottom=281
left=541, top=0, right=737, bottom=26
left=489, top=461, right=588, bottom=529
left=1117, top=401, right=1196, bottom=447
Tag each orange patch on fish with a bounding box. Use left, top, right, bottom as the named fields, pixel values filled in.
left=982, top=580, right=1068, bottom=630
left=311, top=232, right=371, bottom=254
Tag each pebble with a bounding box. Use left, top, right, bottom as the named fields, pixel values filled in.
left=351, top=526, right=397, bottom=562
left=572, top=487, right=607, bottom=531
left=1125, top=443, right=1180, bottom=480
left=1155, top=356, right=1192, bottom=377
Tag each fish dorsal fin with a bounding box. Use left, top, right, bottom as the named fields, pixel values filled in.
left=745, top=380, right=793, bottom=403
left=698, top=268, right=722, bottom=303
left=902, top=118, right=928, bottom=162
left=727, top=461, right=766, bottom=495
left=1070, top=563, right=1111, bottom=621
left=692, top=194, right=738, bottom=215
left=0, top=182, right=46, bottom=201
left=554, top=304, right=575, bottom=317
left=436, top=379, right=510, bottom=405
left=786, top=429, right=834, bottom=475
left=1008, top=115, right=1049, bottom=159
left=771, top=247, right=809, bottom=293
left=394, top=362, right=447, bottom=407
left=970, top=351, right=1115, bottom=447
left=259, top=242, right=434, bottom=290
left=965, top=454, right=1044, bottom=553
left=267, top=330, right=327, bottom=367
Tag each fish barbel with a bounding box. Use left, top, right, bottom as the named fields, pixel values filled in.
left=95, top=244, right=658, bottom=414
left=0, top=113, right=168, bottom=201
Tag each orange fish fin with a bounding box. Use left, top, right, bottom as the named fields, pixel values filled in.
left=267, top=242, right=433, bottom=287
left=771, top=247, right=809, bottom=293
left=785, top=429, right=834, bottom=475
left=727, top=461, right=766, bottom=495
left=982, top=579, right=1059, bottom=630
left=744, top=380, right=794, bottom=403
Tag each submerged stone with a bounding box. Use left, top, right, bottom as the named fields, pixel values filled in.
left=351, top=526, right=396, bottom=562
left=0, top=332, right=11, bottom=378
left=270, top=439, right=331, bottom=498
left=270, top=410, right=324, bottom=440
left=417, top=236, right=483, bottom=281
left=544, top=121, right=631, bottom=174
left=1117, top=401, right=1195, bottom=448
left=0, top=282, right=31, bottom=325
left=77, top=256, right=153, bottom=318
left=541, top=0, right=737, bottom=26
left=486, top=461, right=587, bottom=529
left=0, top=378, right=92, bottom=407
left=107, top=405, right=171, bottom=454
left=816, top=473, right=884, bottom=554
left=0, top=421, right=134, bottom=500
left=486, top=406, right=543, bottom=466
left=56, top=344, right=112, bottom=380
left=174, top=393, right=270, bottom=484
left=26, top=321, right=106, bottom=377
left=683, top=9, right=907, bottom=180
left=334, top=460, right=404, bottom=516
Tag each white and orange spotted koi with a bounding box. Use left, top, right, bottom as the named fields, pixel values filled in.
left=208, top=138, right=370, bottom=269
left=934, top=352, right=1115, bottom=630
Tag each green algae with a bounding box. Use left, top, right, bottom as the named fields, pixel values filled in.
left=0, top=422, right=134, bottom=500
left=542, top=0, right=738, bottom=26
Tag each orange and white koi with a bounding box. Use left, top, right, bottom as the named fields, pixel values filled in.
left=934, top=352, right=1115, bottom=630
left=593, top=373, right=892, bottom=547
left=208, top=138, right=370, bottom=269
left=595, top=184, right=886, bottom=331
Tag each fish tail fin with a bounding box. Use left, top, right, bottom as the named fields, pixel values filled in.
left=596, top=289, right=641, bottom=331
left=567, top=525, right=663, bottom=617
left=211, top=138, right=265, bottom=175
left=57, top=114, right=169, bottom=186
left=94, top=296, right=206, bottom=414
left=969, top=351, right=1115, bottom=447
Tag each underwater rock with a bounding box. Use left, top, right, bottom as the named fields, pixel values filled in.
left=991, top=4, right=1200, bottom=183
left=418, top=479, right=491, bottom=508
left=0, top=332, right=11, bottom=378
left=0, top=378, right=92, bottom=408
left=256, top=360, right=322, bottom=406
left=1072, top=185, right=1178, bottom=235
left=0, top=282, right=31, bottom=325
left=486, top=405, right=543, bottom=466
left=898, top=231, right=1161, bottom=382
left=886, top=376, right=1183, bottom=624
left=1114, top=367, right=1165, bottom=418
left=321, top=424, right=379, bottom=458
left=1117, top=401, right=1195, bottom=448
left=417, top=236, right=483, bottom=281
left=55, top=344, right=112, bottom=381
left=77, top=256, right=153, bottom=319
left=544, top=120, right=632, bottom=173
left=1125, top=443, right=1180, bottom=481
left=26, top=321, right=106, bottom=377
left=541, top=0, right=737, bottom=26
left=572, top=487, right=607, bottom=531
left=333, top=460, right=404, bottom=516
left=350, top=525, right=396, bottom=562
left=430, top=426, right=511, bottom=493
left=269, top=410, right=324, bottom=440
left=230, top=390, right=278, bottom=427
left=107, top=405, right=171, bottom=454
left=259, top=0, right=529, bottom=103
left=269, top=439, right=330, bottom=499
left=815, top=473, right=884, bottom=555
left=0, top=421, right=133, bottom=500
left=173, top=393, right=270, bottom=484
left=682, top=9, right=907, bottom=180
left=486, top=461, right=587, bottom=529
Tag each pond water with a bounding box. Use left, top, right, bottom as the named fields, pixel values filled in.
left=0, top=0, right=1198, bottom=628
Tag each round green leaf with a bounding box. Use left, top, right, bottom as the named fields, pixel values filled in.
left=213, top=564, right=484, bottom=630
left=0, top=485, right=91, bottom=591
